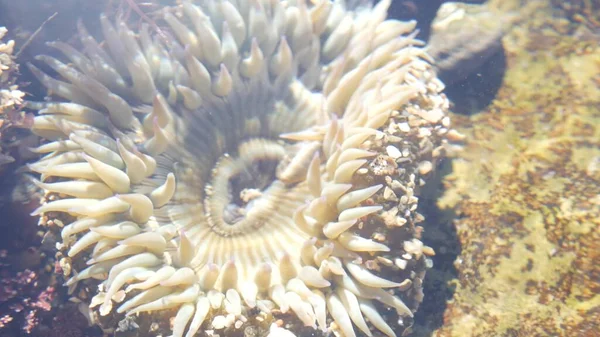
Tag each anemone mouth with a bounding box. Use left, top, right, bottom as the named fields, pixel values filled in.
left=27, top=1, right=449, bottom=336
left=190, top=136, right=312, bottom=260
left=208, top=139, right=284, bottom=229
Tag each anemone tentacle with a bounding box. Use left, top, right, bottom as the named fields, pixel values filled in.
left=29, top=1, right=449, bottom=336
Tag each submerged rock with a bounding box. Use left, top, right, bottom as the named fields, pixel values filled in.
left=429, top=0, right=600, bottom=336
left=426, top=1, right=517, bottom=83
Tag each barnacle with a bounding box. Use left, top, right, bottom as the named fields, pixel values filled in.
left=28, top=1, right=450, bottom=336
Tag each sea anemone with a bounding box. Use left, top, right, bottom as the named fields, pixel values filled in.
left=27, top=1, right=450, bottom=336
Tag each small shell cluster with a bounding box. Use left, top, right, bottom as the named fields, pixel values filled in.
left=1, top=26, right=26, bottom=170
left=0, top=27, right=15, bottom=83
left=27, top=1, right=450, bottom=336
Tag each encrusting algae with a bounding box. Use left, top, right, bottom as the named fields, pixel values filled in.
left=25, top=1, right=452, bottom=337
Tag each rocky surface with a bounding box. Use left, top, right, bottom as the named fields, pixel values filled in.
left=426, top=1, right=515, bottom=83
left=420, top=0, right=600, bottom=336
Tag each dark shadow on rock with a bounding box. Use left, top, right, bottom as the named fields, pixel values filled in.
left=384, top=0, right=507, bottom=116
left=386, top=0, right=444, bottom=40
left=385, top=0, right=489, bottom=41
left=411, top=159, right=461, bottom=336
left=442, top=45, right=507, bottom=115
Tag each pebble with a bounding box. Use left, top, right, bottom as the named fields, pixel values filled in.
left=418, top=161, right=433, bottom=175
left=398, top=122, right=411, bottom=132
left=386, top=145, right=402, bottom=159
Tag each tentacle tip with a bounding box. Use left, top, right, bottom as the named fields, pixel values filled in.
left=99, top=304, right=111, bottom=317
